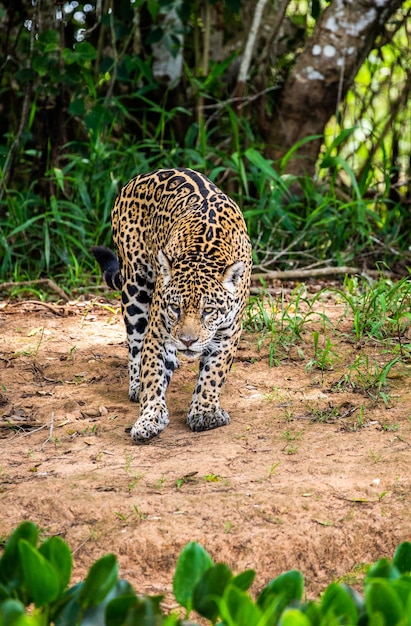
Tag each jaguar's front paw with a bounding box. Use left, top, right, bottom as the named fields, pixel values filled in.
left=187, top=408, right=230, bottom=432
left=129, top=382, right=140, bottom=402
left=130, top=405, right=169, bottom=442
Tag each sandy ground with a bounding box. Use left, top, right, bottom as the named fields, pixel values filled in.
left=1, top=292, right=411, bottom=606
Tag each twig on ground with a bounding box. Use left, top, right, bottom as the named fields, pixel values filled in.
left=252, top=266, right=395, bottom=282
left=4, top=300, right=68, bottom=316
left=41, top=411, right=55, bottom=450
left=0, top=279, right=70, bottom=302
left=72, top=535, right=92, bottom=556
left=19, top=424, right=48, bottom=437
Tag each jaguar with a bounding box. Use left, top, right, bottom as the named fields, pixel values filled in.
left=92, top=167, right=252, bottom=442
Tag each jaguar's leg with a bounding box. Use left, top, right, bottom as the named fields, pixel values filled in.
left=121, top=270, right=155, bottom=402
left=186, top=323, right=242, bottom=432
left=130, top=301, right=178, bottom=441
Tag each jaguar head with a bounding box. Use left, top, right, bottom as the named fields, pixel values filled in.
left=158, top=250, right=245, bottom=359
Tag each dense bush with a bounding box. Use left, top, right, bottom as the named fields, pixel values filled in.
left=1, top=2, right=410, bottom=289
left=1, top=132, right=409, bottom=290
left=1, top=521, right=411, bottom=625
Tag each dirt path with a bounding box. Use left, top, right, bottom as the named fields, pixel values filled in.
left=1, top=295, right=410, bottom=602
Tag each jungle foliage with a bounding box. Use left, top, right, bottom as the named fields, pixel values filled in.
left=0, top=1, right=410, bottom=288
left=1, top=522, right=411, bottom=625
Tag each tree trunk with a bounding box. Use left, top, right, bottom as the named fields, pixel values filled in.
left=264, top=0, right=404, bottom=177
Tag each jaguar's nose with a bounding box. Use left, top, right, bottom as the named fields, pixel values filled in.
left=180, top=334, right=199, bottom=348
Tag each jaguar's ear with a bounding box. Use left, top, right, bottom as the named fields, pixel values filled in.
left=222, top=260, right=244, bottom=294
left=158, top=249, right=172, bottom=285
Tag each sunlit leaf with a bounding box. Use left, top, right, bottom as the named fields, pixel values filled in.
left=193, top=563, right=232, bottom=621
left=78, top=554, right=118, bottom=609
left=173, top=542, right=213, bottom=612
left=18, top=540, right=60, bottom=607
left=393, top=542, right=411, bottom=574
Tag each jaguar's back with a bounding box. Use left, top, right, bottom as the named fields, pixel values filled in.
left=111, top=167, right=251, bottom=279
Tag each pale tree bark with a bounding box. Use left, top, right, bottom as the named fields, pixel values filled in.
left=234, top=0, right=268, bottom=104
left=264, top=0, right=404, bottom=177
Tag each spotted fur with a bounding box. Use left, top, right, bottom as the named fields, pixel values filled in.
left=92, top=168, right=252, bottom=442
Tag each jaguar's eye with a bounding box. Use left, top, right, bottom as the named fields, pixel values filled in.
left=168, top=304, right=181, bottom=319
left=202, top=306, right=215, bottom=317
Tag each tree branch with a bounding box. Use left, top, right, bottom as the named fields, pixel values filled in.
left=264, top=0, right=404, bottom=176
left=234, top=0, right=268, bottom=104
left=251, top=265, right=395, bottom=283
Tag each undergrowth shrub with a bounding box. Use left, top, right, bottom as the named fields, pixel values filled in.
left=1, top=119, right=409, bottom=289
left=1, top=521, right=411, bottom=625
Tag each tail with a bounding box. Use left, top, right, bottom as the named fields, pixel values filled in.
left=91, top=246, right=122, bottom=290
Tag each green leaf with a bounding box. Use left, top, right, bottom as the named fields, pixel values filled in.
left=366, top=557, right=400, bottom=581
left=245, top=148, right=281, bottom=183
left=106, top=594, right=162, bottom=626
left=74, top=41, right=97, bottom=62
left=78, top=554, right=118, bottom=610
left=172, top=542, right=213, bottom=612
left=0, top=522, right=38, bottom=588
left=61, top=48, right=77, bottom=65
left=6, top=215, right=45, bottom=239
left=219, top=585, right=262, bottom=626
left=38, top=30, right=59, bottom=47
left=105, top=595, right=138, bottom=626
left=0, top=582, right=9, bottom=601
left=311, top=0, right=321, bottom=20
left=279, top=608, right=311, bottom=626
left=320, top=582, right=358, bottom=623
left=322, top=127, right=357, bottom=158
left=14, top=68, right=35, bottom=84
left=257, top=570, right=304, bottom=610
left=162, top=615, right=180, bottom=626
left=192, top=563, right=232, bottom=621
left=62, top=42, right=96, bottom=69
left=146, top=0, right=160, bottom=21
left=67, top=97, right=86, bottom=116
left=340, top=584, right=366, bottom=620
left=39, top=536, right=72, bottom=595
left=78, top=180, right=92, bottom=212
left=365, top=580, right=403, bottom=624
left=145, top=26, right=165, bottom=45
left=319, top=154, right=362, bottom=200
left=203, top=53, right=239, bottom=89
left=83, top=104, right=113, bottom=133
left=18, top=540, right=60, bottom=607
left=391, top=575, right=411, bottom=608
left=0, top=598, right=27, bottom=624
left=232, top=569, right=256, bottom=592
left=32, top=55, right=52, bottom=77
left=230, top=151, right=249, bottom=195
left=50, top=581, right=83, bottom=626
left=279, top=134, right=323, bottom=171
left=54, top=579, right=134, bottom=626
left=52, top=168, right=65, bottom=194
left=394, top=542, right=411, bottom=574
left=301, top=599, right=322, bottom=623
